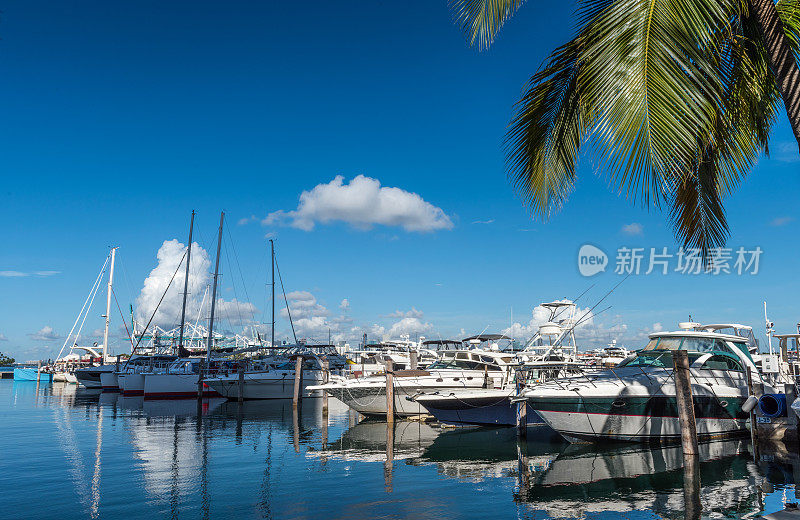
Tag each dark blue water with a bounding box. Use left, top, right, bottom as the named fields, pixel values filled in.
left=1, top=380, right=796, bottom=519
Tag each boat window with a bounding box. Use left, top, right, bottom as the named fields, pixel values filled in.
left=480, top=356, right=494, bottom=363
left=699, top=354, right=743, bottom=372
left=501, top=357, right=513, bottom=363
left=456, top=352, right=469, bottom=360
left=471, top=354, right=481, bottom=361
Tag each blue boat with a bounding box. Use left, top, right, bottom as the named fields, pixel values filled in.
left=13, top=367, right=52, bottom=382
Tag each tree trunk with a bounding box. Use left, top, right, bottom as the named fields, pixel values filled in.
left=750, top=0, right=800, bottom=151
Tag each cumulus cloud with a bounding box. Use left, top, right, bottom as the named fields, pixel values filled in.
left=0, top=333, right=7, bottom=341
left=28, top=326, right=61, bottom=341
left=771, top=216, right=794, bottom=227
left=652, top=322, right=664, bottom=332
left=263, top=175, right=454, bottom=232
left=384, top=308, right=424, bottom=319
left=135, top=239, right=258, bottom=330
left=280, top=290, right=355, bottom=342
left=387, top=317, right=433, bottom=337
left=339, top=299, right=350, bottom=311
left=502, top=301, right=601, bottom=343
left=620, top=223, right=644, bottom=236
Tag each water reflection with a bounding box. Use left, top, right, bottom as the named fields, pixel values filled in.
left=9, top=382, right=800, bottom=519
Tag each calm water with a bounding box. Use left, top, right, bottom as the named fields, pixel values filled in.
left=1, top=380, right=797, bottom=520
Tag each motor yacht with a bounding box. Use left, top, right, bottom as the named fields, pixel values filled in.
left=524, top=322, right=772, bottom=443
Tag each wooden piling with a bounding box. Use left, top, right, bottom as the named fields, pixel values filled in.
left=197, top=358, right=205, bottom=401
left=409, top=350, right=418, bottom=371
left=672, top=350, right=698, bottom=457
left=321, top=357, right=329, bottom=416
left=293, top=356, right=303, bottom=407
left=237, top=363, right=245, bottom=403
left=37, top=360, right=41, bottom=383
left=516, top=370, right=527, bottom=438
left=747, top=366, right=760, bottom=456
left=385, top=359, right=394, bottom=424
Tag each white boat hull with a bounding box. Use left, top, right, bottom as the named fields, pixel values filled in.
left=143, top=373, right=220, bottom=399
left=100, top=371, right=119, bottom=391
left=119, top=373, right=144, bottom=396
left=205, top=369, right=328, bottom=400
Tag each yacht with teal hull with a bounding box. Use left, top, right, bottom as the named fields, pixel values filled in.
left=524, top=323, right=770, bottom=443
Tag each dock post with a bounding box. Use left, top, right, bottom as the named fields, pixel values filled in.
left=410, top=350, right=418, bottom=371
left=237, top=363, right=244, bottom=403
left=321, top=357, right=329, bottom=416
left=37, top=360, right=41, bottom=383
left=197, top=359, right=205, bottom=401
left=293, top=356, right=303, bottom=407
left=746, top=366, right=760, bottom=457
left=786, top=382, right=798, bottom=443
left=385, top=359, right=394, bottom=424
left=672, top=350, right=698, bottom=457
left=516, top=370, right=527, bottom=438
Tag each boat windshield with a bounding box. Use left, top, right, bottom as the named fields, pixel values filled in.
left=427, top=359, right=502, bottom=371
left=619, top=350, right=702, bottom=368
left=643, top=336, right=736, bottom=355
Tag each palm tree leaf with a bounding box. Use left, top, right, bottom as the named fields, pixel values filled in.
left=578, top=0, right=740, bottom=207
left=505, top=37, right=587, bottom=217
left=448, top=0, right=525, bottom=50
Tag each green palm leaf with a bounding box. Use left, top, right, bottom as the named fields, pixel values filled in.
left=448, top=0, right=525, bottom=50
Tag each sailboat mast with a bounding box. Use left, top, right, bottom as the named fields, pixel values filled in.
left=207, top=211, right=224, bottom=362
left=178, top=210, right=195, bottom=350
left=270, top=239, right=275, bottom=349
left=102, top=247, right=117, bottom=362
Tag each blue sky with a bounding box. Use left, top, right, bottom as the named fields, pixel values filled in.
left=1, top=1, right=799, bottom=360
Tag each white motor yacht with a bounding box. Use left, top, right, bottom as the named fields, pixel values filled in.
left=524, top=322, right=775, bottom=443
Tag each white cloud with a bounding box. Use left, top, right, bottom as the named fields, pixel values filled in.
left=0, top=270, right=60, bottom=277
left=770, top=216, right=794, bottom=227
left=774, top=142, right=800, bottom=164
left=652, top=322, right=664, bottom=332
left=339, top=298, right=350, bottom=311
left=387, top=317, right=433, bottom=337
left=28, top=325, right=61, bottom=341
left=620, top=223, right=644, bottom=236
left=135, top=239, right=258, bottom=330
left=237, top=215, right=258, bottom=226
left=472, top=219, right=495, bottom=225
left=384, top=308, right=424, bottom=319
left=263, top=175, right=454, bottom=232
left=0, top=333, right=7, bottom=342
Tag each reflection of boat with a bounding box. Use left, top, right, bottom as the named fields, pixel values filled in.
left=520, top=439, right=760, bottom=518
left=315, top=420, right=440, bottom=462
left=526, top=323, right=764, bottom=442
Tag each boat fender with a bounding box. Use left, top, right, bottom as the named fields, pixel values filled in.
left=742, top=395, right=759, bottom=413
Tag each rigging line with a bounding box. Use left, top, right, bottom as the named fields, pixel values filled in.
left=132, top=249, right=188, bottom=351
left=225, top=224, right=258, bottom=327
left=221, top=231, right=245, bottom=331
left=111, top=287, right=135, bottom=351
left=274, top=256, right=297, bottom=344
left=56, top=254, right=110, bottom=360
left=74, top=263, right=110, bottom=350
left=558, top=275, right=630, bottom=342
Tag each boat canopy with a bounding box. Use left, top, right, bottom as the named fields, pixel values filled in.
left=462, top=334, right=511, bottom=342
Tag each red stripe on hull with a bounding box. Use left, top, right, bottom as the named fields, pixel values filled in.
left=144, top=390, right=220, bottom=399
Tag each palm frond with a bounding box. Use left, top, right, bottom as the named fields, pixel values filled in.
left=448, top=0, right=525, bottom=50
left=505, top=37, right=586, bottom=217
left=580, top=0, right=742, bottom=207
left=777, top=0, right=800, bottom=50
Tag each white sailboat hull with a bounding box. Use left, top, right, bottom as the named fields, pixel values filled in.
left=119, top=373, right=144, bottom=396
left=143, top=373, right=219, bottom=399
left=100, top=371, right=119, bottom=391
left=205, top=369, right=328, bottom=400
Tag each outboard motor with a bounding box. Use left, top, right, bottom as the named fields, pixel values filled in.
left=758, top=393, right=788, bottom=418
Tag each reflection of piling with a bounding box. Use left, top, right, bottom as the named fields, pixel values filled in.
left=683, top=452, right=702, bottom=520
left=293, top=356, right=303, bottom=408
left=238, top=364, right=245, bottom=403
left=673, top=350, right=698, bottom=457
left=517, top=441, right=531, bottom=497
left=385, top=359, right=395, bottom=424
left=321, top=357, right=329, bottom=416
left=384, top=422, right=394, bottom=493
left=292, top=405, right=300, bottom=453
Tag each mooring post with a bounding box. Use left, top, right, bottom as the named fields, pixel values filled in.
left=293, top=356, right=303, bottom=407
left=516, top=370, right=527, bottom=438
left=197, top=358, right=205, bottom=401
left=385, top=359, right=394, bottom=424
left=37, top=360, right=41, bottom=383
left=321, top=357, right=329, bottom=416
left=238, top=363, right=245, bottom=403
left=672, top=350, right=698, bottom=457
left=409, top=350, right=418, bottom=371
left=483, top=364, right=489, bottom=389
left=746, top=366, right=760, bottom=457
left=786, top=382, right=798, bottom=444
